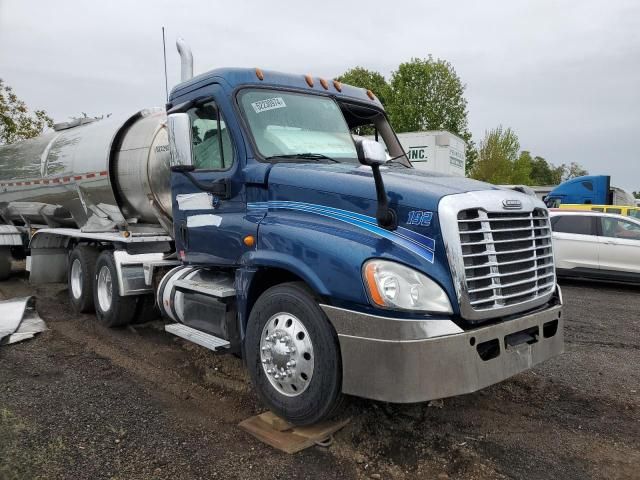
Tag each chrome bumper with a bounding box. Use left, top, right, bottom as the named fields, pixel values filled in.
left=321, top=297, right=563, bottom=403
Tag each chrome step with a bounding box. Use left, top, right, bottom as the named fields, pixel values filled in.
left=173, top=278, right=236, bottom=298
left=165, top=323, right=230, bottom=351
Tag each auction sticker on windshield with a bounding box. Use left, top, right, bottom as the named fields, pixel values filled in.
left=251, top=97, right=286, bottom=114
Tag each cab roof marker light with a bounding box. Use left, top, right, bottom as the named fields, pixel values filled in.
left=320, top=78, right=329, bottom=90
left=255, top=68, right=264, bottom=81
left=333, top=80, right=342, bottom=92
left=305, top=75, right=314, bottom=87
left=366, top=89, right=375, bottom=100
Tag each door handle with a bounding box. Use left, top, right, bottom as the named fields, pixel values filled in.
left=179, top=222, right=189, bottom=249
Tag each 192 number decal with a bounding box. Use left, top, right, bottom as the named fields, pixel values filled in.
left=407, top=210, right=433, bottom=226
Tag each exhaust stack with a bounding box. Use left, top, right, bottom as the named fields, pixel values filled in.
left=176, top=37, right=193, bottom=82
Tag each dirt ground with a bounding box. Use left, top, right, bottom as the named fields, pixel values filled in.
left=0, top=268, right=638, bottom=480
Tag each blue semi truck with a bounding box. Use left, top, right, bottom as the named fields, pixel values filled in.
left=0, top=43, right=563, bottom=425
left=544, top=175, right=636, bottom=207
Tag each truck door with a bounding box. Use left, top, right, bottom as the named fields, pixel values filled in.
left=171, top=96, right=245, bottom=265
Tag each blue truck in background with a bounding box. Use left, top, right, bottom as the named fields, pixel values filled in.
left=0, top=42, right=564, bottom=425
left=544, top=175, right=636, bottom=207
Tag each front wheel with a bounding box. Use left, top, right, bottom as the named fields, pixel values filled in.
left=93, top=251, right=137, bottom=327
left=245, top=282, right=343, bottom=426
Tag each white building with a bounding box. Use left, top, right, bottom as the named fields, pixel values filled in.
left=395, top=131, right=466, bottom=176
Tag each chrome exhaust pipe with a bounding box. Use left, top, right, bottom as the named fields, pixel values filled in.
left=176, top=37, right=193, bottom=82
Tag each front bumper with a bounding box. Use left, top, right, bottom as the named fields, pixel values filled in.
left=321, top=293, right=563, bottom=403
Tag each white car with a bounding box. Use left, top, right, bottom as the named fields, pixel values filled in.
left=550, top=209, right=640, bottom=283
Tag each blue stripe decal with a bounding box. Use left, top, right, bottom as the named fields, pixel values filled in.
left=248, top=201, right=435, bottom=263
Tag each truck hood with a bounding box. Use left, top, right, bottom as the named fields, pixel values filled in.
left=267, top=162, right=498, bottom=210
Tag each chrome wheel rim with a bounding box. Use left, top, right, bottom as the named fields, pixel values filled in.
left=260, top=312, right=315, bottom=397
left=70, top=259, right=83, bottom=300
left=97, top=265, right=113, bottom=312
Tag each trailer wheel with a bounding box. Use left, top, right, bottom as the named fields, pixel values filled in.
left=246, top=282, right=343, bottom=426
left=68, top=245, right=99, bottom=313
left=93, top=251, right=137, bottom=328
left=0, top=246, right=11, bottom=281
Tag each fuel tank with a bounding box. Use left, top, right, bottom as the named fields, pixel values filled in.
left=0, top=108, right=172, bottom=232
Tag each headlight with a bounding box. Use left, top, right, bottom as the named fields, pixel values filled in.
left=363, top=259, right=453, bottom=314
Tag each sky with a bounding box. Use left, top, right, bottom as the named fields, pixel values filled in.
left=1, top=0, right=638, bottom=191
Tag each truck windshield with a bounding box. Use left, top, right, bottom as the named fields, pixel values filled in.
left=238, top=89, right=359, bottom=162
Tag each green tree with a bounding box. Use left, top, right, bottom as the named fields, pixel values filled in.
left=0, top=79, right=53, bottom=145
left=387, top=56, right=474, bottom=171
left=633, top=191, right=640, bottom=199
left=512, top=150, right=533, bottom=185
left=387, top=56, right=468, bottom=134
left=559, top=161, right=588, bottom=181
left=527, top=153, right=563, bottom=185
left=470, top=126, right=521, bottom=184
left=336, top=67, right=392, bottom=108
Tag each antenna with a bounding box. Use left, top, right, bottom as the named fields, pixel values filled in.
left=162, top=27, right=169, bottom=103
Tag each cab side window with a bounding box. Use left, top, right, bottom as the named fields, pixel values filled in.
left=188, top=102, right=234, bottom=170
left=551, top=215, right=595, bottom=235
left=600, top=217, right=640, bottom=240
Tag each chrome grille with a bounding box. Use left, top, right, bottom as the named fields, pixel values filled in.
left=457, top=208, right=555, bottom=312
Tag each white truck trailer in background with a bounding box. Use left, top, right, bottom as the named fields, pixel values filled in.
left=395, top=131, right=466, bottom=176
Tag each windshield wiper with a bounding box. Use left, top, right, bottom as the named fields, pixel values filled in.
left=265, top=153, right=340, bottom=163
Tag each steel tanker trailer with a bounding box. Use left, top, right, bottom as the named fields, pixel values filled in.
left=0, top=39, right=564, bottom=426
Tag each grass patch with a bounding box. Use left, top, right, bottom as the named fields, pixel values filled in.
left=0, top=407, right=68, bottom=480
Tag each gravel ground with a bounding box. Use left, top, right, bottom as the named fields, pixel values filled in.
left=0, top=269, right=638, bottom=480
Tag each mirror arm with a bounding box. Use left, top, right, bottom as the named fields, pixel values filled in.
left=170, top=166, right=231, bottom=199
left=371, top=164, right=397, bottom=230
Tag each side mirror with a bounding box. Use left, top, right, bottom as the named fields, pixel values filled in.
left=167, top=113, right=193, bottom=168
left=356, top=139, right=388, bottom=166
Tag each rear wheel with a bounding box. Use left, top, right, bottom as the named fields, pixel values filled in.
left=68, top=245, right=99, bottom=313
left=93, top=251, right=137, bottom=327
left=245, top=282, right=343, bottom=426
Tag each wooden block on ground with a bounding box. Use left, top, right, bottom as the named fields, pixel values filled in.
left=239, top=411, right=350, bottom=454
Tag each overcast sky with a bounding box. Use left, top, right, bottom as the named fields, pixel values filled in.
left=1, top=0, right=638, bottom=190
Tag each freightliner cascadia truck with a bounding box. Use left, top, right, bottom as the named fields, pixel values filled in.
left=0, top=41, right=563, bottom=425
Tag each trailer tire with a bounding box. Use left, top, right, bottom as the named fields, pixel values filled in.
left=93, top=251, right=137, bottom=328
left=0, top=247, right=11, bottom=281
left=246, top=282, right=343, bottom=426
left=68, top=245, right=99, bottom=313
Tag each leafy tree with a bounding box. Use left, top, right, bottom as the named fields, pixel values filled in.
left=337, top=67, right=392, bottom=108
left=387, top=57, right=474, bottom=171
left=470, top=126, right=521, bottom=184
left=527, top=153, right=563, bottom=185
left=0, top=78, right=53, bottom=145
left=511, top=150, right=533, bottom=185
left=633, top=191, right=640, bottom=200
left=559, top=161, right=588, bottom=181
left=387, top=56, right=468, bottom=135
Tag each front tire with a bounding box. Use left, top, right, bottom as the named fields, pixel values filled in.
left=68, top=245, right=99, bottom=313
left=93, top=251, right=137, bottom=327
left=245, top=282, right=343, bottom=426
